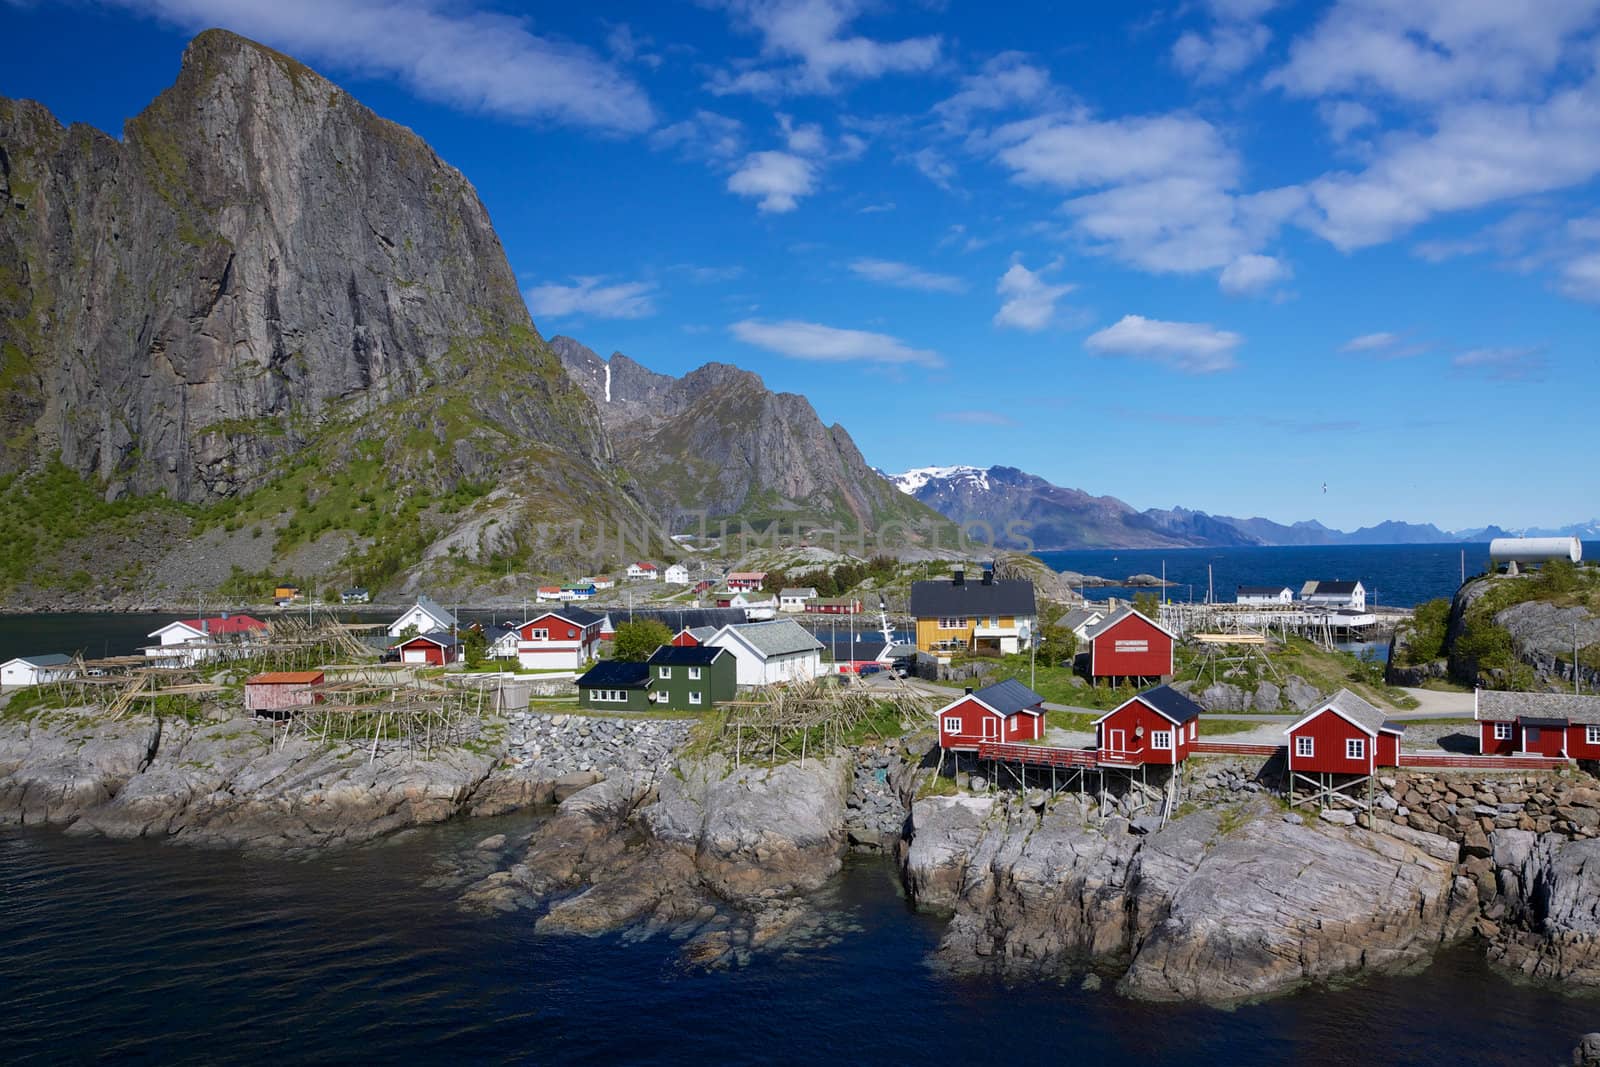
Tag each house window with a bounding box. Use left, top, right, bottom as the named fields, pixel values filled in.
left=1494, top=723, right=1513, bottom=740
left=943, top=716, right=962, bottom=733
left=1346, top=738, right=1365, bottom=760
left=658, top=667, right=672, bottom=679
left=938, top=617, right=963, bottom=630
left=1188, top=721, right=1197, bottom=740
left=1588, top=726, right=1600, bottom=745
left=529, top=628, right=548, bottom=641
left=689, top=691, right=703, bottom=705
left=688, top=667, right=702, bottom=680
left=1152, top=730, right=1173, bottom=750
left=1295, top=736, right=1314, bottom=758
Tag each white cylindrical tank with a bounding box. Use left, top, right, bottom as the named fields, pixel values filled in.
left=1489, top=536, right=1582, bottom=563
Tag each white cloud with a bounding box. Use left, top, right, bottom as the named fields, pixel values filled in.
left=1064, top=178, right=1303, bottom=273
left=525, top=277, right=658, bottom=320
left=113, top=0, right=655, bottom=132
left=1317, top=99, right=1378, bottom=142
left=994, top=112, right=1238, bottom=191
left=993, top=261, right=1074, bottom=331
left=1451, top=345, right=1549, bottom=381
left=1173, top=22, right=1271, bottom=83
left=933, top=52, right=1057, bottom=133
left=709, top=0, right=941, bottom=96
left=779, top=113, right=826, bottom=154
left=1218, top=253, right=1291, bottom=295
left=1559, top=253, right=1600, bottom=301
left=1303, top=86, right=1600, bottom=249
left=906, top=146, right=957, bottom=190
left=936, top=410, right=1018, bottom=427
left=857, top=201, right=895, bottom=213
left=1084, top=315, right=1242, bottom=373
left=650, top=110, right=744, bottom=161
left=849, top=258, right=966, bottom=293
left=730, top=318, right=942, bottom=367
left=727, top=150, right=817, bottom=212
left=1270, top=0, right=1600, bottom=104
left=1340, top=331, right=1400, bottom=352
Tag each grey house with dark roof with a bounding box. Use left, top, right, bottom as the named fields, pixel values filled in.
left=910, top=568, right=1037, bottom=655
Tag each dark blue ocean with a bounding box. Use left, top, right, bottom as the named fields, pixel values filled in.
left=1033, top=542, right=1599, bottom=609
left=2, top=819, right=1596, bottom=1065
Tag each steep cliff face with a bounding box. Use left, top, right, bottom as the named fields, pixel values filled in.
left=0, top=29, right=610, bottom=502
left=552, top=337, right=948, bottom=539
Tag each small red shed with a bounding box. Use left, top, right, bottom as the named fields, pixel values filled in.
left=936, top=679, right=1047, bottom=751
left=1094, top=684, right=1204, bottom=766
left=1284, top=688, right=1403, bottom=775
left=1085, top=607, right=1176, bottom=681
left=244, top=670, right=325, bottom=715
left=394, top=631, right=461, bottom=666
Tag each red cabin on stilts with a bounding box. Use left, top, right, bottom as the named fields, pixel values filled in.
left=1284, top=689, right=1403, bottom=775
left=1094, top=684, right=1204, bottom=766
left=936, top=679, right=1047, bottom=751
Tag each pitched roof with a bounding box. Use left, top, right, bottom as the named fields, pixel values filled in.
left=526, top=607, right=604, bottom=628
left=648, top=645, right=730, bottom=667
left=413, top=595, right=457, bottom=627
left=398, top=630, right=461, bottom=649
left=6, top=653, right=73, bottom=668
left=780, top=587, right=819, bottom=598
left=1058, top=608, right=1102, bottom=632
left=1083, top=606, right=1175, bottom=642
left=715, top=618, right=825, bottom=657
left=967, top=679, right=1046, bottom=717
left=1237, top=585, right=1293, bottom=596
left=1286, top=688, right=1395, bottom=737
left=1304, top=580, right=1362, bottom=595
left=1479, top=690, right=1600, bottom=726
left=909, top=577, right=1036, bottom=619
left=484, top=626, right=517, bottom=643
left=160, top=614, right=268, bottom=637
left=728, top=571, right=768, bottom=580
left=1136, top=684, right=1205, bottom=724
left=676, top=625, right=719, bottom=643
left=246, top=671, right=324, bottom=685
left=576, top=660, right=651, bottom=688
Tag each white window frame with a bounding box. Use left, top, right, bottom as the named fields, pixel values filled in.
left=1151, top=730, right=1173, bottom=750
left=939, top=617, right=963, bottom=630
left=529, top=628, right=549, bottom=641
left=1346, top=738, right=1365, bottom=760
left=1295, top=735, right=1314, bottom=758
left=943, top=716, right=962, bottom=733
left=688, top=666, right=702, bottom=680
left=658, top=667, right=672, bottom=679
left=1188, top=721, right=1197, bottom=740
left=689, top=691, right=703, bottom=705
left=1588, top=725, right=1600, bottom=745
left=1494, top=722, right=1513, bottom=741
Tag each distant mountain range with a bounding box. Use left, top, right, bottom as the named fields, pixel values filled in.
left=889, top=465, right=1593, bottom=551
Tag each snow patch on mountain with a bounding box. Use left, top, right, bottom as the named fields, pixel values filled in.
left=892, top=465, right=989, bottom=495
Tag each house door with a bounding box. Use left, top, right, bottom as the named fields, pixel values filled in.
left=1107, top=728, right=1126, bottom=754
left=981, top=716, right=999, bottom=741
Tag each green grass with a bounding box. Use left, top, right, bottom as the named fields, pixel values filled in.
left=1199, top=717, right=1270, bottom=736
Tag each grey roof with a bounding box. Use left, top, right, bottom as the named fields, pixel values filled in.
left=9, top=653, right=73, bottom=667
left=1305, top=580, right=1362, bottom=596
left=648, top=645, right=730, bottom=667
left=576, top=661, right=651, bottom=688
left=684, top=625, right=719, bottom=642
left=1316, top=688, right=1394, bottom=735
left=718, top=619, right=825, bottom=658
left=1237, top=585, right=1292, bottom=595
left=780, top=587, right=818, bottom=598
left=909, top=577, right=1036, bottom=619
left=1083, top=606, right=1170, bottom=642
left=1137, top=684, right=1204, bottom=725
left=483, top=626, right=516, bottom=643
left=969, top=679, right=1045, bottom=716
left=1058, top=608, right=1102, bottom=632
left=1479, top=690, right=1600, bottom=725
left=414, top=595, right=458, bottom=628
left=529, top=607, right=604, bottom=627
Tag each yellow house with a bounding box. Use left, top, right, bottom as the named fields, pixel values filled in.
left=274, top=585, right=300, bottom=601
left=909, top=568, right=1037, bottom=655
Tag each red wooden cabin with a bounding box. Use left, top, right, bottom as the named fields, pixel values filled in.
left=393, top=632, right=460, bottom=666
left=244, top=670, right=325, bottom=715
left=1477, top=691, right=1600, bottom=759
left=1094, top=684, right=1203, bottom=766
left=936, top=679, right=1046, bottom=751
left=1284, top=689, right=1403, bottom=775
left=1084, top=607, right=1175, bottom=682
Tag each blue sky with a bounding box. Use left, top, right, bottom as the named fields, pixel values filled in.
left=4, top=0, right=1599, bottom=531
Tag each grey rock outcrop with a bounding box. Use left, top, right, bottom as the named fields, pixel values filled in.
left=1283, top=674, right=1321, bottom=712
left=1491, top=833, right=1600, bottom=984
left=0, top=709, right=160, bottom=824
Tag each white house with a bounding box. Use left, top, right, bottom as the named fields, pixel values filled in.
left=1237, top=585, right=1295, bottom=606
left=515, top=608, right=604, bottom=670
left=779, top=587, right=818, bottom=613
left=1057, top=607, right=1105, bottom=643
left=592, top=576, right=616, bottom=590
left=704, top=619, right=826, bottom=686
left=1301, top=580, right=1367, bottom=611
left=145, top=614, right=270, bottom=667
left=0, top=653, right=76, bottom=688
left=387, top=596, right=457, bottom=639
left=536, top=586, right=564, bottom=602
left=663, top=563, right=691, bottom=586
left=484, top=626, right=521, bottom=660
left=627, top=562, right=659, bottom=581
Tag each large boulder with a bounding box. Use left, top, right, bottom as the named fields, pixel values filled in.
left=0, top=710, right=161, bottom=826
left=1492, top=834, right=1600, bottom=984
left=1199, top=683, right=1248, bottom=712
left=1283, top=675, right=1321, bottom=712
left=1251, top=681, right=1281, bottom=712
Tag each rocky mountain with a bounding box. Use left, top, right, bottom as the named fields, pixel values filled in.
left=552, top=337, right=950, bottom=543
left=0, top=29, right=647, bottom=602
left=892, top=464, right=1498, bottom=550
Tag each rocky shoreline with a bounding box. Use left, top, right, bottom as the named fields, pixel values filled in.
left=7, top=701, right=1600, bottom=1003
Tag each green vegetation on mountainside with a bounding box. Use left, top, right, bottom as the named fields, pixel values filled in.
left=1454, top=560, right=1600, bottom=687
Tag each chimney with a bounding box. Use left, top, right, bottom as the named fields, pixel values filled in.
left=964, top=686, right=974, bottom=695
left=982, top=568, right=994, bottom=587
left=952, top=569, right=965, bottom=587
